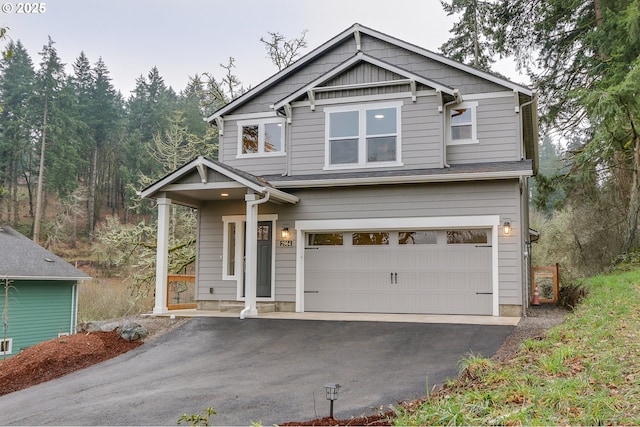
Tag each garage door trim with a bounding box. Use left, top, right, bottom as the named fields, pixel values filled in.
left=295, top=215, right=501, bottom=316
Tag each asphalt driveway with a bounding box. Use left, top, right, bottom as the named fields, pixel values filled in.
left=0, top=317, right=513, bottom=425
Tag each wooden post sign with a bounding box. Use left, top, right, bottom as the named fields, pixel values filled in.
left=531, top=264, right=559, bottom=304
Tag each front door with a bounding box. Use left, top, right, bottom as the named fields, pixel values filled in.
left=256, top=221, right=272, bottom=297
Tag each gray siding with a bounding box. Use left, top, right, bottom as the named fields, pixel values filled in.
left=447, top=95, right=520, bottom=164
left=359, top=34, right=507, bottom=95
left=195, top=180, right=523, bottom=307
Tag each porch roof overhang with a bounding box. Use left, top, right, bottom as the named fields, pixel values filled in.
left=139, top=156, right=300, bottom=207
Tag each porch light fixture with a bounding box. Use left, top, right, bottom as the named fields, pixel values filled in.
left=281, top=227, right=290, bottom=240
left=503, top=221, right=511, bottom=236
left=324, top=383, right=341, bottom=419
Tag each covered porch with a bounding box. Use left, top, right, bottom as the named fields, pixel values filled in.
left=139, top=156, right=299, bottom=318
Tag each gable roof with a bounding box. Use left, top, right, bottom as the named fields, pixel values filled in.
left=207, top=23, right=532, bottom=122
left=0, top=226, right=90, bottom=281
left=139, top=156, right=300, bottom=205
left=272, top=52, right=459, bottom=110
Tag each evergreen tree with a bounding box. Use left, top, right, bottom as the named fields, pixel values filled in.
left=32, top=37, right=67, bottom=243
left=0, top=41, right=36, bottom=227
left=492, top=0, right=640, bottom=252
left=440, top=0, right=496, bottom=71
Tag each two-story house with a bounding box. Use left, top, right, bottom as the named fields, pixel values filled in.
left=142, top=24, right=538, bottom=319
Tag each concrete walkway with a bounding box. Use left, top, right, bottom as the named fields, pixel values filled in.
left=1, top=317, right=515, bottom=426
left=153, top=309, right=522, bottom=326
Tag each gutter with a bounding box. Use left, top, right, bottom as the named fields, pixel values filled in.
left=442, top=89, right=463, bottom=168
left=240, top=192, right=271, bottom=320
left=268, top=169, right=534, bottom=189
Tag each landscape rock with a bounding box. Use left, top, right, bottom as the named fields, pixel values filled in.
left=117, top=322, right=148, bottom=342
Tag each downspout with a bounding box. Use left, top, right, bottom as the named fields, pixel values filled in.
left=240, top=191, right=271, bottom=320
left=441, top=89, right=462, bottom=168
left=518, top=91, right=538, bottom=161
left=70, top=283, right=76, bottom=334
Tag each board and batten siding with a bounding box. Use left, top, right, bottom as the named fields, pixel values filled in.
left=195, top=180, right=523, bottom=307
left=0, top=281, right=75, bottom=358
left=447, top=95, right=520, bottom=165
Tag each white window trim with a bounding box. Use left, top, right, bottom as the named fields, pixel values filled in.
left=222, top=214, right=278, bottom=302
left=0, top=338, right=12, bottom=356
left=324, top=101, right=403, bottom=170
left=295, top=215, right=500, bottom=316
left=236, top=117, right=286, bottom=158
left=447, top=101, right=479, bottom=146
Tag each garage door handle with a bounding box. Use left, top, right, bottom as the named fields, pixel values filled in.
left=304, top=290, right=319, bottom=294
left=475, top=245, right=492, bottom=248
left=476, top=292, right=493, bottom=295
left=390, top=272, right=398, bottom=284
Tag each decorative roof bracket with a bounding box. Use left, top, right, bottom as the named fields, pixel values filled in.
left=215, top=117, right=224, bottom=136
left=436, top=90, right=443, bottom=113
left=410, top=80, right=417, bottom=102
left=514, top=90, right=520, bottom=113
left=196, top=157, right=208, bottom=184
left=354, top=25, right=361, bottom=51
left=308, top=90, right=316, bottom=111
left=283, top=103, right=293, bottom=123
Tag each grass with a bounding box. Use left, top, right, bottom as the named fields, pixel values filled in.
left=77, top=276, right=153, bottom=322
left=395, top=269, right=640, bottom=426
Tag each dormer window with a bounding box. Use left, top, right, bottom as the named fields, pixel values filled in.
left=324, top=101, right=403, bottom=170
left=237, top=118, right=285, bottom=157
left=447, top=101, right=478, bottom=145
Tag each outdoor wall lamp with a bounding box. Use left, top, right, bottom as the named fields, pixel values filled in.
left=281, top=227, right=290, bottom=240
left=503, top=221, right=511, bottom=236
left=324, top=383, right=341, bottom=419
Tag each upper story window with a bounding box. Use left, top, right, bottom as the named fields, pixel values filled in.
left=237, top=118, right=285, bottom=157
left=324, top=101, right=403, bottom=169
left=447, top=101, right=478, bottom=145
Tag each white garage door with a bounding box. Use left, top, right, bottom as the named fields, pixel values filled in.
left=304, top=229, right=492, bottom=315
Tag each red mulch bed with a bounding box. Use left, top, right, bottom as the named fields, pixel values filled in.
left=0, top=331, right=140, bottom=397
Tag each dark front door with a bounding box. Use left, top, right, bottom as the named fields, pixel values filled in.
left=256, top=221, right=272, bottom=298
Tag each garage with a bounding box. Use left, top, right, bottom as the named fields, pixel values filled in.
left=303, top=228, right=494, bottom=315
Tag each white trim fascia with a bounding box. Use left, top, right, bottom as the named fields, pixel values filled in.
left=294, top=215, right=501, bottom=316
left=269, top=170, right=534, bottom=189
left=163, top=182, right=246, bottom=192
left=273, top=53, right=456, bottom=111
left=224, top=111, right=280, bottom=121
left=291, top=91, right=436, bottom=108
left=461, top=91, right=516, bottom=100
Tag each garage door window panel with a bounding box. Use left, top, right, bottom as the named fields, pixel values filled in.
left=399, top=231, right=437, bottom=245
left=446, top=229, right=488, bottom=244
left=352, top=232, right=389, bottom=245
left=308, top=233, right=344, bottom=246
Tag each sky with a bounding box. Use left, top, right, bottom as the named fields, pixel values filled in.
left=1, top=0, right=527, bottom=97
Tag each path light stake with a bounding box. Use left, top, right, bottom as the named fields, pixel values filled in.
left=324, top=383, right=341, bottom=419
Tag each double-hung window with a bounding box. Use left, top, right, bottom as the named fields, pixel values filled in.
left=237, top=118, right=285, bottom=157
left=0, top=338, right=12, bottom=356
left=447, top=101, right=478, bottom=145
left=325, top=101, right=402, bottom=169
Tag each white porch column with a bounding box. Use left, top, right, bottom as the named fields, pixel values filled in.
left=153, top=196, right=171, bottom=314
left=240, top=191, right=270, bottom=319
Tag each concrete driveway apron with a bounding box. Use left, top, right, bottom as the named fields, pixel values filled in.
left=0, top=317, right=514, bottom=425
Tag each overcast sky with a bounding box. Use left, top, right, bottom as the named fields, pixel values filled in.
left=1, top=0, right=526, bottom=96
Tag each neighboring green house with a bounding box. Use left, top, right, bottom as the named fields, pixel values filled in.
left=0, top=225, right=89, bottom=358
